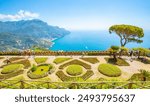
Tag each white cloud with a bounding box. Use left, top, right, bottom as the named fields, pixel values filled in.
left=0, top=10, right=39, bottom=21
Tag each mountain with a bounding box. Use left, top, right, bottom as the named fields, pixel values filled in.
left=0, top=19, right=70, bottom=51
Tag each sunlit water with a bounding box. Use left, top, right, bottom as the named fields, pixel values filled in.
left=50, top=30, right=150, bottom=51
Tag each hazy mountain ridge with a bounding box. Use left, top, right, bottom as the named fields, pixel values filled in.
left=0, top=19, right=70, bottom=51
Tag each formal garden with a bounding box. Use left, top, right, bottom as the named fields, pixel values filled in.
left=0, top=52, right=150, bottom=89
left=0, top=25, right=150, bottom=89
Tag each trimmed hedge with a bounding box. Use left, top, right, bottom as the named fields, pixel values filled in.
left=81, top=70, right=94, bottom=80
left=27, top=64, right=53, bottom=79
left=0, top=70, right=24, bottom=80
left=59, top=59, right=91, bottom=69
left=53, top=58, right=72, bottom=64
left=13, top=59, right=31, bottom=69
left=98, top=64, right=121, bottom=77
left=56, top=70, right=94, bottom=81
left=3, top=57, right=24, bottom=63
left=80, top=57, right=99, bottom=64
left=1, top=64, right=24, bottom=74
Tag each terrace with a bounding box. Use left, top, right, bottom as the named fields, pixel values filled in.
left=0, top=52, right=150, bottom=89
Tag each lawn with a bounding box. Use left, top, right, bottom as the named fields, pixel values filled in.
left=28, top=64, right=53, bottom=79
left=53, top=58, right=71, bottom=64
left=1, top=64, right=24, bottom=74
left=34, top=57, right=48, bottom=64
left=66, top=65, right=83, bottom=76
left=80, top=57, right=99, bottom=64
left=105, top=57, right=130, bottom=66
left=98, top=64, right=121, bottom=77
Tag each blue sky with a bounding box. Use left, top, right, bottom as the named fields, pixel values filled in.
left=0, top=0, right=150, bottom=30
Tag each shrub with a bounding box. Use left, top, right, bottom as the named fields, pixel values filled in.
left=13, top=59, right=31, bottom=69
left=53, top=58, right=71, bottom=64
left=105, top=57, right=130, bottom=66
left=56, top=70, right=94, bottom=81
left=34, top=57, right=48, bottom=64
left=56, top=71, right=69, bottom=81
left=59, top=59, right=91, bottom=69
left=98, top=64, right=121, bottom=77
left=136, top=58, right=150, bottom=64
left=80, top=57, right=99, bottom=64
left=66, top=65, right=83, bottom=76
left=3, top=57, right=24, bottom=63
left=81, top=70, right=94, bottom=80
left=31, top=64, right=37, bottom=72
left=1, top=64, right=24, bottom=74
left=0, top=70, right=24, bottom=80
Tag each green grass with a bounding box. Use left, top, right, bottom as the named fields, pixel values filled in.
left=66, top=65, right=83, bottom=76
left=105, top=57, right=130, bottom=66
left=1, top=64, right=24, bottom=74
left=59, top=59, right=91, bottom=69
left=98, top=64, right=121, bottom=77
left=34, top=57, right=48, bottom=64
left=53, top=58, right=71, bottom=64
left=80, top=57, right=99, bottom=64
left=129, top=73, right=150, bottom=81
left=13, top=59, right=31, bottom=69
left=28, top=64, right=53, bottom=79
left=32, top=66, right=50, bottom=75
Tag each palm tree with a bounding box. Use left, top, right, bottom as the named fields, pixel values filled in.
left=139, top=69, right=150, bottom=81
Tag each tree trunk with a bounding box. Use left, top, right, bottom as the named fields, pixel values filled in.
left=113, top=53, right=117, bottom=60
left=138, top=51, right=141, bottom=59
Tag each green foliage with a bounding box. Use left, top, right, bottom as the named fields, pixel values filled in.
left=120, top=47, right=128, bottom=52
left=59, top=59, right=91, bottom=69
left=139, top=69, right=150, bottom=81
left=1, top=64, right=24, bottom=74
left=66, top=65, right=83, bottom=76
left=53, top=58, right=71, bottom=64
left=105, top=57, right=130, bottom=66
left=34, top=57, right=48, bottom=64
left=110, top=46, right=120, bottom=52
left=13, top=59, right=31, bottom=69
left=133, top=47, right=150, bottom=55
left=81, top=70, right=94, bottom=80
left=31, top=64, right=37, bottom=72
left=56, top=70, right=94, bottom=81
left=80, top=57, right=99, bottom=64
left=98, top=64, right=121, bottom=77
left=28, top=64, right=53, bottom=79
left=130, top=70, right=150, bottom=81
left=0, top=70, right=24, bottom=80
left=109, top=24, right=144, bottom=46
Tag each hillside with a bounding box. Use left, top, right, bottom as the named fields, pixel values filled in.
left=0, top=19, right=70, bottom=51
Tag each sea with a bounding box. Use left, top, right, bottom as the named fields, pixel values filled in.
left=50, top=30, right=150, bottom=51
